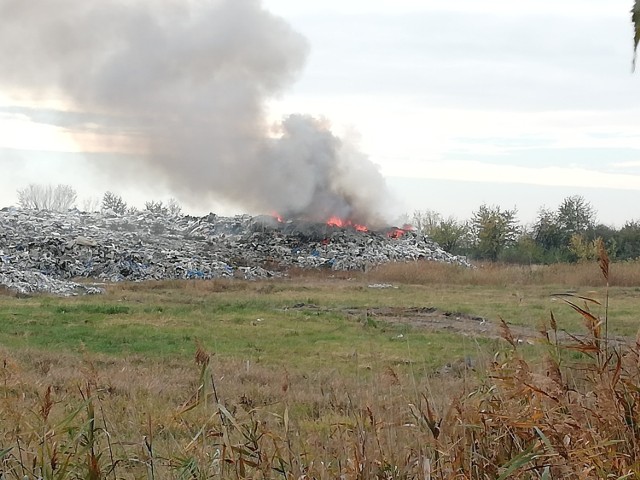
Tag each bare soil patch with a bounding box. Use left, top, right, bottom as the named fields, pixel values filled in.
left=288, top=303, right=630, bottom=345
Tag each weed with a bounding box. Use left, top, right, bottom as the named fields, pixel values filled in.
left=0, top=260, right=638, bottom=477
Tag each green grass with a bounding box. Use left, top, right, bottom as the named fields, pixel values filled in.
left=0, top=284, right=479, bottom=375
left=1, top=276, right=631, bottom=374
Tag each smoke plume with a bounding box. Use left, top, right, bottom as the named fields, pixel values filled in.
left=0, top=0, right=391, bottom=225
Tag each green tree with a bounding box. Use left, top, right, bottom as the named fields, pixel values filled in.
left=532, top=207, right=564, bottom=251
left=527, top=197, right=597, bottom=263
left=498, top=231, right=546, bottom=264
left=470, top=204, right=519, bottom=261
left=616, top=220, right=640, bottom=259
left=430, top=217, right=470, bottom=255
left=588, top=223, right=618, bottom=260
left=568, top=233, right=599, bottom=262
left=557, top=195, right=596, bottom=240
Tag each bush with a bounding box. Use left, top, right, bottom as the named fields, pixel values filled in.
left=145, top=198, right=182, bottom=217
left=17, top=184, right=77, bottom=211
left=101, top=192, right=128, bottom=215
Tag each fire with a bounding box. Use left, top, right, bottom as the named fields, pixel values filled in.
left=326, top=216, right=344, bottom=227
left=387, top=224, right=414, bottom=239
left=271, top=212, right=284, bottom=223
left=387, top=228, right=406, bottom=239
left=326, top=216, right=368, bottom=232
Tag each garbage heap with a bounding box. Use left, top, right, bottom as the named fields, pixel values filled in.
left=0, top=208, right=471, bottom=295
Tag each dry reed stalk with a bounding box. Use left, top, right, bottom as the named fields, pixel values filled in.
left=597, top=238, right=610, bottom=358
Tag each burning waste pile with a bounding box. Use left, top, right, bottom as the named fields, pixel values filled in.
left=0, top=0, right=471, bottom=296
left=0, top=208, right=470, bottom=296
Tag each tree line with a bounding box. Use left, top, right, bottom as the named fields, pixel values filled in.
left=406, top=195, right=640, bottom=263
left=15, top=184, right=182, bottom=217
left=14, top=184, right=640, bottom=263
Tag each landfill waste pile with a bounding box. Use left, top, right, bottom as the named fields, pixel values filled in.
left=0, top=208, right=470, bottom=295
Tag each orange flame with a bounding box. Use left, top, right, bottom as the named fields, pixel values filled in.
left=326, top=216, right=368, bottom=232
left=387, top=224, right=414, bottom=239
left=326, top=216, right=346, bottom=228
left=387, top=228, right=406, bottom=239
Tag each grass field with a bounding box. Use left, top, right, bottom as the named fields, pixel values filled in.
left=1, top=259, right=639, bottom=478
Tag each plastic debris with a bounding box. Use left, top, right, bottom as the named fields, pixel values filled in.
left=0, top=207, right=470, bottom=295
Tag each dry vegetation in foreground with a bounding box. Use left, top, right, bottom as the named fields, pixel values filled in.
left=1, top=250, right=640, bottom=478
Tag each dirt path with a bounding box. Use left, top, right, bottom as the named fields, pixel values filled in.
left=289, top=303, right=630, bottom=346
left=344, top=306, right=539, bottom=343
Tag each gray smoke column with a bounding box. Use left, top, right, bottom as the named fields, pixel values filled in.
left=0, top=0, right=391, bottom=226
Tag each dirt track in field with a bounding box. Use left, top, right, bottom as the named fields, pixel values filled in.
left=288, top=303, right=630, bottom=346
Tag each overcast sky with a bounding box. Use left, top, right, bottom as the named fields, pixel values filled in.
left=1, top=0, right=639, bottom=226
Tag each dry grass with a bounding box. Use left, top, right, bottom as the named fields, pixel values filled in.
left=2, top=312, right=639, bottom=478
left=0, top=346, right=480, bottom=479
left=1, top=257, right=639, bottom=478
left=363, top=259, right=640, bottom=287
left=101, top=259, right=640, bottom=294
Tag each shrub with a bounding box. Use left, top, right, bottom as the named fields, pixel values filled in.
left=101, top=191, right=128, bottom=215
left=17, top=184, right=77, bottom=211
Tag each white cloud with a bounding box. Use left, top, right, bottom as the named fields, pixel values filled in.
left=610, top=161, right=640, bottom=168
left=264, top=0, right=617, bottom=17
left=0, top=115, right=145, bottom=154
left=0, top=116, right=79, bottom=152
left=382, top=160, right=640, bottom=191
left=269, top=95, right=640, bottom=172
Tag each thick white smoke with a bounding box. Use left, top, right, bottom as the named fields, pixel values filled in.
left=0, top=0, right=391, bottom=225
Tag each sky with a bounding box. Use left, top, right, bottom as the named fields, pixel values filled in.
left=1, top=0, right=639, bottom=227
